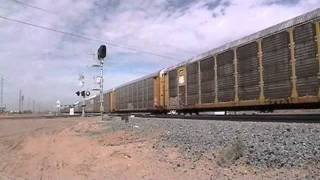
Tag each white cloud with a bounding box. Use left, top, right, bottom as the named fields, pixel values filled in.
left=0, top=0, right=318, bottom=110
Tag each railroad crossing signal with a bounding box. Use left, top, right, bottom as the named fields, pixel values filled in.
left=97, top=45, right=106, bottom=60
left=75, top=91, right=90, bottom=98
left=95, top=44, right=106, bottom=121
left=85, top=91, right=90, bottom=96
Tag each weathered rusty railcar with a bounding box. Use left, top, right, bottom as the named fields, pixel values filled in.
left=103, top=90, right=116, bottom=113
left=83, top=90, right=115, bottom=114
left=164, top=8, right=320, bottom=112
left=94, top=95, right=101, bottom=112
left=111, top=72, right=162, bottom=112
left=85, top=96, right=94, bottom=113
left=85, top=95, right=100, bottom=113
left=83, top=9, right=319, bottom=114
left=103, top=92, right=110, bottom=113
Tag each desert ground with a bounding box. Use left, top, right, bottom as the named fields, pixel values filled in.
left=0, top=116, right=319, bottom=180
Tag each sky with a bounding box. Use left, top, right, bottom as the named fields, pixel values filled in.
left=0, top=0, right=319, bottom=111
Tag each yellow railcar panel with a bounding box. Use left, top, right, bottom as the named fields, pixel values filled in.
left=165, top=73, right=169, bottom=108
left=159, top=73, right=165, bottom=107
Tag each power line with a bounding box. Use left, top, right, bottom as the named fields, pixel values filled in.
left=11, top=0, right=195, bottom=57
left=0, top=15, right=100, bottom=42
left=0, top=15, right=180, bottom=60
left=10, top=0, right=54, bottom=14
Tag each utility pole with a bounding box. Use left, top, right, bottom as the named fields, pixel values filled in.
left=99, top=56, right=104, bottom=120
left=21, top=94, right=24, bottom=113
left=56, top=100, right=61, bottom=116
left=27, top=98, right=31, bottom=112
left=95, top=45, right=106, bottom=121
left=38, top=102, right=41, bottom=114
left=32, top=100, right=35, bottom=113
left=79, top=74, right=85, bottom=117
left=18, top=89, right=21, bottom=113
left=18, top=90, right=24, bottom=113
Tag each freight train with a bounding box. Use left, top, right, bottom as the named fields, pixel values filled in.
left=71, top=9, right=320, bottom=114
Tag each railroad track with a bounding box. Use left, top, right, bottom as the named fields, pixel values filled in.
left=133, top=114, right=320, bottom=123
left=4, top=113, right=318, bottom=124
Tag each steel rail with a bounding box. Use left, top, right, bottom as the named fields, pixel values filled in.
left=133, top=114, right=320, bottom=124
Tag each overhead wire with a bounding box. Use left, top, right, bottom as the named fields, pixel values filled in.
left=10, top=0, right=55, bottom=14
left=9, top=0, right=196, bottom=58
left=0, top=15, right=180, bottom=60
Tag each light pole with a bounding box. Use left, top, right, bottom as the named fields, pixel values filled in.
left=79, top=74, right=85, bottom=117
left=99, top=59, right=104, bottom=120
left=96, top=45, right=106, bottom=121
left=56, top=100, right=61, bottom=116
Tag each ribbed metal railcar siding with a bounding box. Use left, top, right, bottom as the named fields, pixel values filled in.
left=129, top=84, right=133, bottom=109
left=115, top=89, right=122, bottom=110
left=127, top=85, right=130, bottom=108
left=124, top=86, right=127, bottom=109
left=186, top=62, right=199, bottom=105
left=93, top=96, right=100, bottom=112
left=200, top=57, right=215, bottom=104
left=166, top=20, right=319, bottom=111
left=117, top=89, right=121, bottom=110
left=128, top=84, right=132, bottom=109
left=134, top=82, right=139, bottom=109
left=104, top=93, right=110, bottom=113
left=142, top=79, right=146, bottom=108
left=217, top=50, right=235, bottom=102
left=116, top=88, right=121, bottom=110
left=294, top=22, right=319, bottom=97
left=262, top=31, right=292, bottom=100
left=178, top=85, right=186, bottom=106
left=124, top=85, right=130, bottom=110
left=121, top=87, right=126, bottom=109
left=122, top=87, right=125, bottom=109
left=116, top=89, right=120, bottom=110
left=168, top=69, right=178, bottom=107
left=133, top=81, right=138, bottom=109
left=138, top=80, right=143, bottom=109
left=86, top=98, right=94, bottom=112
left=147, top=78, right=154, bottom=108
left=114, top=76, right=156, bottom=111
left=137, top=77, right=154, bottom=110
left=125, top=85, right=129, bottom=109
left=145, top=79, right=149, bottom=108
left=237, top=42, right=260, bottom=101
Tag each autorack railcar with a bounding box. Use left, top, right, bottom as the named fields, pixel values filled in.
left=161, top=8, right=320, bottom=113
left=113, top=72, right=162, bottom=112
left=84, top=8, right=320, bottom=114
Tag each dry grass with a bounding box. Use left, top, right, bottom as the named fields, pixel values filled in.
left=217, top=138, right=245, bottom=167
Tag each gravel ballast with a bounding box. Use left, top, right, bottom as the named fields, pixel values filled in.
left=103, top=117, right=320, bottom=169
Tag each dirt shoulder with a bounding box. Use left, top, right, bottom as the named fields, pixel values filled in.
left=0, top=117, right=209, bottom=180
left=0, top=117, right=318, bottom=180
